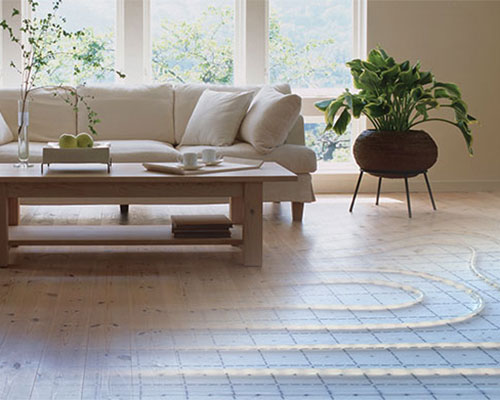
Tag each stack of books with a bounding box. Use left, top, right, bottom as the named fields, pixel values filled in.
left=171, top=215, right=233, bottom=238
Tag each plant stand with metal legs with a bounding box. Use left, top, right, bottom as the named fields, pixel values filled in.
left=349, top=169, right=437, bottom=218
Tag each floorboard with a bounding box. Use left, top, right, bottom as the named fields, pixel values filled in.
left=0, top=193, right=499, bottom=399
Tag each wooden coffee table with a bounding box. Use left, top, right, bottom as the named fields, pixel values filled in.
left=0, top=162, right=296, bottom=267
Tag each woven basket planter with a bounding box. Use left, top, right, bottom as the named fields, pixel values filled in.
left=353, top=130, right=438, bottom=178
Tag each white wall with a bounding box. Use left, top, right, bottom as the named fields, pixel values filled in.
left=373, top=0, right=500, bottom=191
left=324, top=0, right=500, bottom=193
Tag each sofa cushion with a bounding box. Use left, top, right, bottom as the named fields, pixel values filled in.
left=177, top=142, right=317, bottom=174
left=0, top=141, right=44, bottom=163
left=0, top=112, right=13, bottom=145
left=105, top=140, right=179, bottom=162
left=173, top=83, right=291, bottom=144
left=77, top=84, right=175, bottom=143
left=180, top=90, right=253, bottom=147
left=0, top=87, right=77, bottom=142
left=0, top=140, right=180, bottom=164
left=239, top=85, right=301, bottom=154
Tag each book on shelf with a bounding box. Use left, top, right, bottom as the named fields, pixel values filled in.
left=171, top=215, right=233, bottom=230
left=171, top=215, right=233, bottom=238
left=173, top=231, right=232, bottom=238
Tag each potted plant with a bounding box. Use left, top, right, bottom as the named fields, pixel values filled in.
left=0, top=0, right=124, bottom=167
left=315, top=47, right=476, bottom=178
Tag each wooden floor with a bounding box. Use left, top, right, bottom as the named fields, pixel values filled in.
left=1, top=193, right=500, bottom=399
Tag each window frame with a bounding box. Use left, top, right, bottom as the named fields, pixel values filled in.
left=2, top=0, right=366, bottom=170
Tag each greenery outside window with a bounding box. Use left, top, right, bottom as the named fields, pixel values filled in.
left=270, top=0, right=354, bottom=166
left=34, top=0, right=116, bottom=86
left=151, top=0, right=235, bottom=85
left=3, top=0, right=362, bottom=170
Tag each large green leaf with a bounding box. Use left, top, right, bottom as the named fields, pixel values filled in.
left=434, top=88, right=450, bottom=99
left=351, top=95, right=366, bottom=118
left=346, top=59, right=363, bottom=74
left=367, top=48, right=387, bottom=68
left=358, top=69, right=381, bottom=90
left=399, top=60, right=410, bottom=71
left=378, top=47, right=389, bottom=59
left=434, top=82, right=461, bottom=97
left=352, top=73, right=363, bottom=90
left=361, top=61, right=379, bottom=72
left=411, top=87, right=424, bottom=102
left=326, top=97, right=346, bottom=125
left=333, top=108, right=351, bottom=135
left=315, top=98, right=334, bottom=112
left=393, top=82, right=407, bottom=97
left=344, top=92, right=365, bottom=118
left=386, top=57, right=396, bottom=68
left=467, top=114, right=477, bottom=123
left=457, top=120, right=473, bottom=155
left=421, top=99, right=439, bottom=109
left=451, top=99, right=468, bottom=119
left=365, top=103, right=390, bottom=118
left=418, top=71, right=433, bottom=85
left=412, top=61, right=421, bottom=74
left=381, top=64, right=400, bottom=84
left=415, top=103, right=428, bottom=119
left=399, top=68, right=419, bottom=87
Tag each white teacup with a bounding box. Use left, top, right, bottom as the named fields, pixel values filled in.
left=202, top=148, right=218, bottom=164
left=180, top=152, right=198, bottom=169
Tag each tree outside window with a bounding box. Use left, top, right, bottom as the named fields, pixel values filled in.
left=151, top=1, right=352, bottom=162
left=28, top=0, right=354, bottom=162
left=33, top=0, right=116, bottom=86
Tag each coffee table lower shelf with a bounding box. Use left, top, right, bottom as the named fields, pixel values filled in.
left=8, top=225, right=243, bottom=246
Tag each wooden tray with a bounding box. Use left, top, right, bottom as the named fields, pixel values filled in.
left=143, top=157, right=263, bottom=175
left=42, top=142, right=112, bottom=173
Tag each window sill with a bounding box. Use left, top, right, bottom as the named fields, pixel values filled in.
left=312, top=162, right=361, bottom=193
left=314, top=161, right=358, bottom=175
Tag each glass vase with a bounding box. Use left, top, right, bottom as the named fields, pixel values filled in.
left=15, top=99, right=32, bottom=168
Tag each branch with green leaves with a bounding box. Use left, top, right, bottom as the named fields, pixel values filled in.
left=0, top=0, right=124, bottom=136
left=315, top=47, right=477, bottom=155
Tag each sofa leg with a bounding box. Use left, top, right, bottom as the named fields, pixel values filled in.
left=291, top=202, right=304, bottom=222
left=120, top=204, right=129, bottom=215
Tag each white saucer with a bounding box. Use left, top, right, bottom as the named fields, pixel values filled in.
left=203, top=158, right=223, bottom=166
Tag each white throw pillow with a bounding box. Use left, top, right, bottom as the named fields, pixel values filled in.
left=180, top=89, right=253, bottom=146
left=0, top=112, right=14, bottom=145
left=239, top=85, right=301, bottom=154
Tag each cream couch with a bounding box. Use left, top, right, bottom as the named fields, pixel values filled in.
left=0, top=84, right=316, bottom=221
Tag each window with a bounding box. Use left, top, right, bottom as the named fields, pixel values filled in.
left=305, top=120, right=352, bottom=163
left=3, top=0, right=363, bottom=167
left=34, top=0, right=116, bottom=86
left=269, top=0, right=352, bottom=90
left=151, top=0, right=235, bottom=85
left=269, top=0, right=354, bottom=165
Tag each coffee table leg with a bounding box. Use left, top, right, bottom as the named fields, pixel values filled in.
left=8, top=198, right=20, bottom=226
left=230, top=196, right=244, bottom=224
left=242, top=183, right=263, bottom=267
left=0, top=194, right=9, bottom=267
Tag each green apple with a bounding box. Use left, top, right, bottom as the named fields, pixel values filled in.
left=58, top=133, right=78, bottom=149
left=76, top=132, right=94, bottom=148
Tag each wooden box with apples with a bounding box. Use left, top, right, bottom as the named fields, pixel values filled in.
left=41, top=133, right=112, bottom=173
